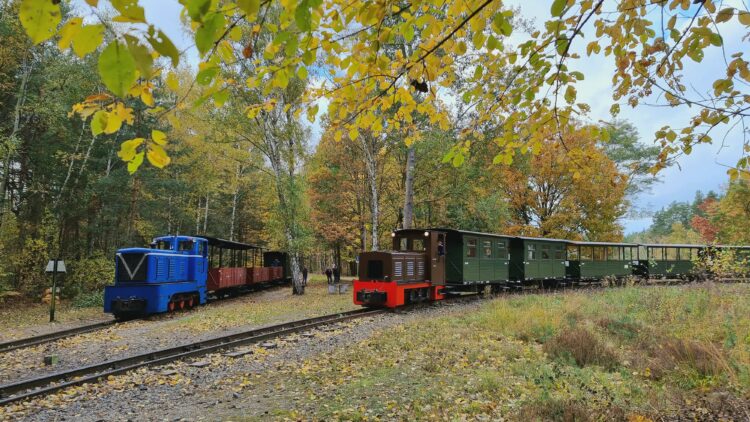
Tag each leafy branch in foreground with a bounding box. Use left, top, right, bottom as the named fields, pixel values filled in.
left=16, top=0, right=750, bottom=178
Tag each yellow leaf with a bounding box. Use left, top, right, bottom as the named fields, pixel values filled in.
left=141, top=88, right=154, bottom=107
left=73, top=24, right=104, bottom=58
left=104, top=110, right=122, bottom=134
left=58, top=18, right=83, bottom=51
left=151, top=130, right=167, bottom=145
left=147, top=144, right=171, bottom=168
left=739, top=11, right=750, bottom=26
left=91, top=110, right=108, bottom=136
left=166, top=72, right=180, bottom=92
left=20, top=0, right=61, bottom=44
left=113, top=103, right=134, bottom=125
left=117, top=138, right=145, bottom=162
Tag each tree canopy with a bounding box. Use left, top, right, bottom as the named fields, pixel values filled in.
left=13, top=0, right=750, bottom=179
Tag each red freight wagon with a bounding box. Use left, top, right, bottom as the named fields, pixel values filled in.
left=207, top=267, right=247, bottom=291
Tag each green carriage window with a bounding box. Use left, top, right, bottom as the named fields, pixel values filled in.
left=580, top=246, right=592, bottom=260
left=483, top=240, right=493, bottom=258
left=466, top=239, right=477, bottom=257
left=567, top=245, right=579, bottom=260
left=666, top=248, right=678, bottom=261
left=679, top=248, right=690, bottom=260
left=541, top=244, right=551, bottom=260
left=497, top=241, right=508, bottom=259
left=527, top=244, right=537, bottom=260
left=623, top=247, right=632, bottom=260
left=593, top=247, right=605, bottom=261
left=650, top=248, right=664, bottom=260
left=554, top=246, right=564, bottom=260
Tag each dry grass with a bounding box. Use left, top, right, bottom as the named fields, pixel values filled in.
left=543, top=326, right=619, bottom=370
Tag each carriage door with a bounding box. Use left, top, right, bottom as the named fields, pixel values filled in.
left=429, top=231, right=446, bottom=285
left=196, top=240, right=208, bottom=282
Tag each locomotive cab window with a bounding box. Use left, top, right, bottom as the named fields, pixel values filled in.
left=412, top=239, right=425, bottom=251
left=178, top=240, right=194, bottom=252
left=154, top=240, right=172, bottom=250
left=466, top=239, right=477, bottom=257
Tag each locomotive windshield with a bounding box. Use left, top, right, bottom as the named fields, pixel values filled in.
left=394, top=236, right=426, bottom=251
left=154, top=240, right=172, bottom=250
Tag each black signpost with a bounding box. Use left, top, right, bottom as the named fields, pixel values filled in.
left=45, top=259, right=66, bottom=322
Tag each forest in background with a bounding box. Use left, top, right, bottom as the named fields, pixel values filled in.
left=2, top=1, right=750, bottom=304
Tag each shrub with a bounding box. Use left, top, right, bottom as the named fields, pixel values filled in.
left=72, top=290, right=104, bottom=308
left=543, top=327, right=619, bottom=370
left=63, top=256, right=113, bottom=299
left=662, top=339, right=732, bottom=378
left=519, top=398, right=592, bottom=422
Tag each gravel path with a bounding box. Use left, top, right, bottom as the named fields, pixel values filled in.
left=0, top=285, right=355, bottom=386
left=0, top=299, right=485, bottom=421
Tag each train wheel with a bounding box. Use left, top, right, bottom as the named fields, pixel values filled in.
left=179, top=300, right=185, bottom=310
left=168, top=301, right=175, bottom=312
left=188, top=297, right=195, bottom=308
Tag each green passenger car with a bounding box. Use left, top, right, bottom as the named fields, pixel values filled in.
left=642, top=244, right=702, bottom=278
left=508, top=236, right=567, bottom=285
left=566, top=241, right=639, bottom=281
left=442, top=229, right=513, bottom=285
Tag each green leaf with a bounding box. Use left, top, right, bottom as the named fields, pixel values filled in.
left=111, top=0, right=146, bottom=23
left=128, top=152, right=144, bottom=174
left=451, top=152, right=465, bottom=167
left=187, top=0, right=211, bottom=22
left=196, top=65, right=218, bottom=85
left=473, top=65, right=483, bottom=79
left=213, top=90, right=229, bottom=107
left=147, top=28, right=180, bottom=67
left=195, top=13, right=225, bottom=56
left=297, top=66, right=309, bottom=80
left=91, top=110, right=108, bottom=136
left=125, top=35, right=153, bottom=77
left=709, top=33, right=722, bottom=47
left=295, top=0, right=312, bottom=32
left=19, top=0, right=61, bottom=44
left=492, top=14, right=512, bottom=36
left=98, top=41, right=137, bottom=97
left=550, top=0, right=567, bottom=17
left=73, top=24, right=104, bottom=58
left=564, top=85, right=576, bottom=104
left=404, top=24, right=415, bottom=42
left=237, top=0, right=261, bottom=17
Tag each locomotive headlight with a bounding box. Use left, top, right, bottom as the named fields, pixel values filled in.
left=391, top=232, right=396, bottom=237
left=424, top=231, right=429, bottom=237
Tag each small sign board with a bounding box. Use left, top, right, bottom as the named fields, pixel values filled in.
left=45, top=260, right=66, bottom=273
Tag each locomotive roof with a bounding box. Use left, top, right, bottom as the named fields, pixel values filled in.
left=199, top=235, right=263, bottom=250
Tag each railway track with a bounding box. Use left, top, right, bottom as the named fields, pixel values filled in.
left=0, top=321, right=116, bottom=354
left=0, top=282, right=291, bottom=355
left=0, top=308, right=385, bottom=407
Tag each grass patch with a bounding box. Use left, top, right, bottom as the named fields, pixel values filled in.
left=244, top=283, right=750, bottom=420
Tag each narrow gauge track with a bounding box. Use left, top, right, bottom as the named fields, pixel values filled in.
left=0, top=321, right=116, bottom=354
left=0, top=308, right=384, bottom=407
left=0, top=281, right=289, bottom=355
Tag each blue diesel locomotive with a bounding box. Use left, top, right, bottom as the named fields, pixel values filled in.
left=104, top=235, right=287, bottom=319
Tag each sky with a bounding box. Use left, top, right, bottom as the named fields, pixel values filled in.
left=120, top=0, right=745, bottom=234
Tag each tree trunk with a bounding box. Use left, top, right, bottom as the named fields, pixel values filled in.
left=362, top=134, right=379, bottom=251
left=203, top=194, right=209, bottom=233
left=402, top=144, right=416, bottom=229
left=229, top=164, right=241, bottom=240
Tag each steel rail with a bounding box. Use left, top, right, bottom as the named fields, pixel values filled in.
left=0, top=308, right=384, bottom=406
left=0, top=281, right=291, bottom=355
left=0, top=321, right=117, bottom=354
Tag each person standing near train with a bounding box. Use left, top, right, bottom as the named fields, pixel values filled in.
left=302, top=266, right=308, bottom=286
left=325, top=267, right=333, bottom=284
